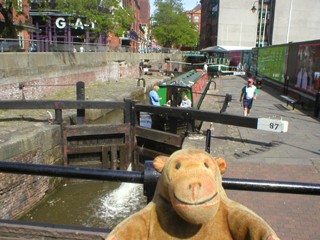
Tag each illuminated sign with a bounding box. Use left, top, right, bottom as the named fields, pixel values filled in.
left=55, top=17, right=95, bottom=29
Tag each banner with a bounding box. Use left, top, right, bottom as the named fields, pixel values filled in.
left=295, top=43, right=320, bottom=94
left=258, top=46, right=287, bottom=82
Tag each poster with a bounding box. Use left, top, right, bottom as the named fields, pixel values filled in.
left=258, top=46, right=287, bottom=82
left=295, top=43, right=320, bottom=94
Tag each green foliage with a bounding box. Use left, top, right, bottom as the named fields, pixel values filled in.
left=39, top=0, right=135, bottom=41
left=0, top=0, right=30, bottom=38
left=151, top=0, right=199, bottom=48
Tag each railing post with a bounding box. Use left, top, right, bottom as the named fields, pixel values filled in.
left=131, top=100, right=140, bottom=127
left=124, top=98, right=132, bottom=124
left=169, top=117, right=178, bottom=134
left=55, top=109, right=62, bottom=124
left=76, top=81, right=85, bottom=125
left=171, top=87, right=179, bottom=107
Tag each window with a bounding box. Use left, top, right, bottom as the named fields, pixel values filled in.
left=17, top=0, right=23, bottom=12
left=194, top=16, right=199, bottom=22
left=18, top=31, right=24, bottom=49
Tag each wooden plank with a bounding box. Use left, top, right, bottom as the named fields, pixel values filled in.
left=119, top=145, right=127, bottom=170
left=281, top=95, right=297, bottom=103
left=64, top=124, right=130, bottom=137
left=102, top=146, right=111, bottom=169
left=111, top=146, right=117, bottom=170
left=134, top=126, right=183, bottom=147
left=135, top=146, right=170, bottom=161
left=67, top=146, right=102, bottom=154
left=62, top=125, right=68, bottom=166
left=0, top=100, right=125, bottom=110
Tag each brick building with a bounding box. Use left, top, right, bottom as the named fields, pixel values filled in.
left=0, top=0, right=151, bottom=51
left=185, top=2, right=201, bottom=33
left=0, top=0, right=38, bottom=51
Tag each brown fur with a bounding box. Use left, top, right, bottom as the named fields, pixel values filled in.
left=107, top=149, right=280, bottom=240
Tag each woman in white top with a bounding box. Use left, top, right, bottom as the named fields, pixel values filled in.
left=180, top=94, right=192, bottom=108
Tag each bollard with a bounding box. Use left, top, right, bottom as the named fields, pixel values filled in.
left=220, top=93, right=232, bottom=113
left=19, top=83, right=26, bottom=100
left=205, top=128, right=211, bottom=153
left=76, top=81, right=85, bottom=125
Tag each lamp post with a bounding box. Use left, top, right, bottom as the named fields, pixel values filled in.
left=251, top=0, right=263, bottom=47
left=286, top=0, right=294, bottom=43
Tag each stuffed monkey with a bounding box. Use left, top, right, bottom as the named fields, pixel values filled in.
left=107, top=149, right=280, bottom=240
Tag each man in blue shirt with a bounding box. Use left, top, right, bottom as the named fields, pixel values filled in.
left=149, top=85, right=162, bottom=106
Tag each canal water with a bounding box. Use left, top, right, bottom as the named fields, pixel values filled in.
left=18, top=95, right=151, bottom=229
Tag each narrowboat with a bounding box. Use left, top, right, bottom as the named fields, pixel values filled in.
left=158, top=69, right=209, bottom=109
left=150, top=69, right=211, bottom=131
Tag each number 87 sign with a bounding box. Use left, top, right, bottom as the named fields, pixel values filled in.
left=257, top=118, right=289, bottom=133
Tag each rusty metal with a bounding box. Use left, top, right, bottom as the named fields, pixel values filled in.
left=137, top=78, right=146, bottom=87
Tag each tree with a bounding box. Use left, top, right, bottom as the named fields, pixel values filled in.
left=0, top=1, right=29, bottom=38
left=39, top=0, right=136, bottom=41
left=151, top=0, right=199, bottom=48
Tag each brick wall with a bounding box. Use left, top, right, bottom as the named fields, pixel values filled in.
left=0, top=125, right=62, bottom=219
left=0, top=52, right=182, bottom=100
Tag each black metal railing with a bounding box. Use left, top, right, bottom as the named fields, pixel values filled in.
left=0, top=161, right=319, bottom=204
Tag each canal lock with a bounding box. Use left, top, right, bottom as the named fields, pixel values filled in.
left=16, top=92, right=178, bottom=229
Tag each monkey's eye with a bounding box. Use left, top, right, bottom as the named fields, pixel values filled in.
left=204, top=162, right=209, bottom=168
left=176, top=163, right=181, bottom=169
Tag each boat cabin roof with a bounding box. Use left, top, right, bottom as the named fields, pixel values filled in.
left=160, top=70, right=206, bottom=88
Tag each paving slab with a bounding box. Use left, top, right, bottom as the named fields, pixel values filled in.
left=0, top=73, right=319, bottom=239
left=199, top=75, right=320, bottom=240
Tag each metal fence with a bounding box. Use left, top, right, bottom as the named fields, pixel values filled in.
left=0, top=38, right=180, bottom=54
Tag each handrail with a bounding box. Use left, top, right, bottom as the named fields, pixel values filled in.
left=0, top=161, right=319, bottom=197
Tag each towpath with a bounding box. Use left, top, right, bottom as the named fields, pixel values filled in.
left=188, top=75, right=320, bottom=240
left=0, top=73, right=319, bottom=239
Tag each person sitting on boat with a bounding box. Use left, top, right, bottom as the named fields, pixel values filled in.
left=180, top=94, right=192, bottom=108
left=149, top=85, right=162, bottom=106
left=203, top=62, right=208, bottom=72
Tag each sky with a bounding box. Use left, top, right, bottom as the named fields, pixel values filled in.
left=149, top=0, right=199, bottom=16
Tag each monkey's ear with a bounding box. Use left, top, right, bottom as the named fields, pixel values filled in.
left=214, top=157, right=227, bottom=174
left=153, top=156, right=169, bottom=173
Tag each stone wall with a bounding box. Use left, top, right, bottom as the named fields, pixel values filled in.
left=0, top=51, right=182, bottom=220
left=0, top=52, right=182, bottom=100
left=0, top=125, right=62, bottom=219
